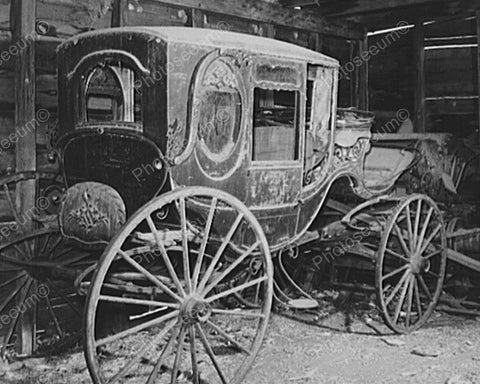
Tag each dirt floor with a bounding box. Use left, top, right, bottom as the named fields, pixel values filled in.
left=1, top=309, right=479, bottom=384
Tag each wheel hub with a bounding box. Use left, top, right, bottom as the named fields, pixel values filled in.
left=410, top=255, right=430, bottom=274
left=180, top=296, right=211, bottom=324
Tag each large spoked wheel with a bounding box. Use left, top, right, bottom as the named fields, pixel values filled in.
left=0, top=229, right=95, bottom=357
left=85, top=187, right=273, bottom=384
left=376, top=194, right=447, bottom=333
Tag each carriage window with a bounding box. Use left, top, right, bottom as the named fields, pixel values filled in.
left=197, top=58, right=241, bottom=161
left=252, top=88, right=299, bottom=162
left=198, top=89, right=241, bottom=158
left=82, top=63, right=142, bottom=125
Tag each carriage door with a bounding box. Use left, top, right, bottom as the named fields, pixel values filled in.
left=247, top=60, right=305, bottom=245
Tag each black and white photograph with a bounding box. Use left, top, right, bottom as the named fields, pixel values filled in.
left=0, top=0, right=479, bottom=383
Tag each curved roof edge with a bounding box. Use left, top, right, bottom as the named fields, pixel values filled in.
left=61, top=26, right=339, bottom=67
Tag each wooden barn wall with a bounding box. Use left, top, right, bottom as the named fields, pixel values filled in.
left=368, top=15, right=479, bottom=139
left=424, top=17, right=478, bottom=138
left=368, top=27, right=415, bottom=131
left=0, top=0, right=364, bottom=193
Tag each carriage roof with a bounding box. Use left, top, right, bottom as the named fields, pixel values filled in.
left=62, top=26, right=339, bottom=67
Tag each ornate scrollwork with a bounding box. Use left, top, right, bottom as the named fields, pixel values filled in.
left=203, top=60, right=238, bottom=89
left=67, top=191, right=109, bottom=233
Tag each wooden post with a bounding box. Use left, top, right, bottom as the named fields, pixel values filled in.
left=477, top=11, right=480, bottom=147
left=413, top=21, right=426, bottom=133
left=190, top=8, right=205, bottom=28
left=11, top=0, right=37, bottom=355
left=111, top=0, right=127, bottom=27
left=358, top=35, right=369, bottom=111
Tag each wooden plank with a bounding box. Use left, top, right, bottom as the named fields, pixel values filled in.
left=0, top=71, right=58, bottom=110
left=413, top=21, right=426, bottom=132
left=314, top=0, right=455, bottom=18
left=0, top=2, right=9, bottom=31
left=274, top=25, right=311, bottom=48
left=11, top=0, right=37, bottom=356
left=425, top=16, right=477, bottom=38
left=426, top=97, right=478, bottom=115
left=358, top=36, right=369, bottom=110
left=203, top=12, right=262, bottom=36
left=0, top=37, right=60, bottom=73
left=36, top=0, right=111, bottom=37
left=190, top=8, right=205, bottom=28
left=124, top=0, right=189, bottom=27
left=448, top=248, right=480, bottom=273
left=152, top=0, right=365, bottom=39
left=477, top=11, right=480, bottom=147
left=111, top=0, right=127, bottom=28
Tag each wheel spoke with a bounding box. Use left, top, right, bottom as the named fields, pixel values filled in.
left=44, top=294, right=63, bottom=339
left=196, top=324, right=228, bottom=384
left=211, top=308, right=266, bottom=319
left=188, top=325, right=200, bottom=384
left=384, top=269, right=410, bottom=306
left=0, top=272, right=26, bottom=290
left=146, top=324, right=181, bottom=384
left=393, top=223, right=410, bottom=257
left=384, top=248, right=410, bottom=263
left=201, top=241, right=260, bottom=297
left=0, top=276, right=28, bottom=313
left=405, top=274, right=414, bottom=329
left=170, top=325, right=186, bottom=384
left=206, top=319, right=251, bottom=355
left=46, top=237, right=68, bottom=260
left=405, top=205, right=414, bottom=251
left=197, top=213, right=244, bottom=293
left=179, top=198, right=192, bottom=294
left=118, top=250, right=182, bottom=303
left=393, top=274, right=411, bottom=324
left=413, top=278, right=423, bottom=318
left=413, top=199, right=422, bottom=245
left=3, top=184, right=22, bottom=229
left=419, top=224, right=442, bottom=256
left=99, top=295, right=179, bottom=309
left=382, top=264, right=410, bottom=282
left=46, top=278, right=82, bottom=317
left=416, top=207, right=434, bottom=254
left=417, top=275, right=433, bottom=300
left=192, top=197, right=217, bottom=291
left=424, top=249, right=443, bottom=260
left=0, top=279, right=33, bottom=357
left=107, top=320, right=176, bottom=384
left=205, top=276, right=267, bottom=303
left=96, top=310, right=179, bottom=347
left=146, top=216, right=186, bottom=297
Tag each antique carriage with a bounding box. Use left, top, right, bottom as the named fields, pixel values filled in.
left=0, top=27, right=452, bottom=384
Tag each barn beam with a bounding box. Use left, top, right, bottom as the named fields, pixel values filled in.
left=153, top=0, right=365, bottom=39
left=10, top=0, right=37, bottom=355
left=413, top=20, right=426, bottom=132
left=322, top=0, right=458, bottom=18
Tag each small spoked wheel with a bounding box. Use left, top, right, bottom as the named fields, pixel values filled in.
left=376, top=194, right=447, bottom=333
left=84, top=187, right=273, bottom=384
left=0, top=229, right=94, bottom=357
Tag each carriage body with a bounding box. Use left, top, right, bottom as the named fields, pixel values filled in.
left=55, top=27, right=356, bottom=251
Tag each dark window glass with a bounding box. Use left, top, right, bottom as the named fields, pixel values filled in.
left=253, top=88, right=299, bottom=161
left=82, top=63, right=142, bottom=125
